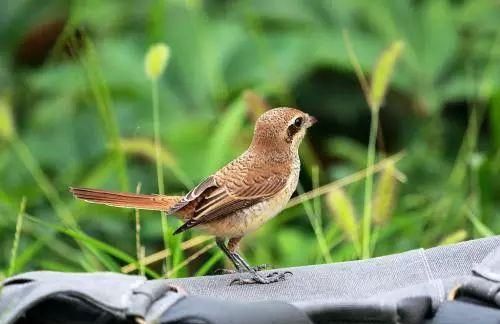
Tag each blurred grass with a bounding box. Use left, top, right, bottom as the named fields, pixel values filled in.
left=134, top=183, right=145, bottom=276
left=146, top=42, right=171, bottom=274
left=79, top=36, right=129, bottom=191
left=8, top=198, right=26, bottom=277
left=0, top=0, right=499, bottom=278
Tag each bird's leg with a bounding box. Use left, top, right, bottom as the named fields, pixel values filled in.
left=215, top=237, right=245, bottom=274
left=215, top=237, right=291, bottom=284
left=227, top=238, right=292, bottom=285
left=231, top=250, right=271, bottom=272
left=214, top=237, right=269, bottom=274
left=229, top=238, right=272, bottom=272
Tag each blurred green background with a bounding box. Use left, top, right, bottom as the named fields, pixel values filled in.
left=1, top=0, right=499, bottom=279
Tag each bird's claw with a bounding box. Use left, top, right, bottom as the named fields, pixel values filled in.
left=229, top=271, right=292, bottom=286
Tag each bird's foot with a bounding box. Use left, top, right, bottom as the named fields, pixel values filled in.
left=214, top=264, right=272, bottom=275
left=229, top=271, right=292, bottom=285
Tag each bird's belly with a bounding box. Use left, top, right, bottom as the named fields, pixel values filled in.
left=200, top=165, right=300, bottom=238
left=200, top=192, right=289, bottom=238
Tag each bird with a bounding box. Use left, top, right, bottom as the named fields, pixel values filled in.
left=70, top=107, right=316, bottom=285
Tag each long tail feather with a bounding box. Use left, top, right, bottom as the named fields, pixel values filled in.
left=70, top=187, right=182, bottom=212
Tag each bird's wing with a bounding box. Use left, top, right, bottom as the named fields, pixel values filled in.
left=173, top=164, right=290, bottom=234
left=167, top=176, right=219, bottom=214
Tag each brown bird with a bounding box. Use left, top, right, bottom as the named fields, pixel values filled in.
left=70, top=107, right=316, bottom=284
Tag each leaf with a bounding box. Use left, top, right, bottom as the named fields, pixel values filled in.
left=194, top=251, right=223, bottom=277
left=417, top=0, right=457, bottom=82
left=84, top=244, right=122, bottom=272
left=370, top=40, right=405, bottom=111
left=466, top=208, right=494, bottom=237
left=438, top=230, right=467, bottom=246
left=39, top=261, right=82, bottom=273
left=8, top=197, right=26, bottom=276
left=491, top=91, right=500, bottom=151
left=204, top=96, right=247, bottom=174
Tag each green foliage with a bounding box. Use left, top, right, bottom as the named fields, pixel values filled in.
left=8, top=198, right=26, bottom=276
left=205, top=96, right=248, bottom=174
left=0, top=0, right=499, bottom=278
left=0, top=95, right=15, bottom=141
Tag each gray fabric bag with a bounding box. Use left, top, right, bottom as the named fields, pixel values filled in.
left=1, top=236, right=500, bottom=324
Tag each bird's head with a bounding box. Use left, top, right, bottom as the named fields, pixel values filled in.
left=249, top=107, right=316, bottom=156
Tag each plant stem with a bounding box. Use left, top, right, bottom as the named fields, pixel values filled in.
left=135, top=183, right=144, bottom=276
left=286, top=152, right=404, bottom=209
left=152, top=80, right=169, bottom=274
left=362, top=110, right=379, bottom=259
left=298, top=183, right=333, bottom=263
left=8, top=197, right=26, bottom=276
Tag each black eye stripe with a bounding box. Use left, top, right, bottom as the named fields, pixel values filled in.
left=287, top=124, right=300, bottom=142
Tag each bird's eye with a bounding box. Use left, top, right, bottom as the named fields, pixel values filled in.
left=293, top=117, right=303, bottom=127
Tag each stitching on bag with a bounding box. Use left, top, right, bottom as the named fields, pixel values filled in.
left=419, top=249, right=445, bottom=303
left=419, top=249, right=433, bottom=282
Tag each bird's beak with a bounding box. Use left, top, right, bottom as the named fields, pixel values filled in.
left=306, top=115, right=317, bottom=128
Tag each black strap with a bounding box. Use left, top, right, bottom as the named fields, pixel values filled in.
left=15, top=294, right=124, bottom=324
left=160, top=295, right=313, bottom=324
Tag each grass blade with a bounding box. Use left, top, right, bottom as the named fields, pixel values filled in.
left=297, top=183, right=332, bottom=263
left=121, top=235, right=212, bottom=273
left=343, top=35, right=404, bottom=259
left=25, top=214, right=160, bottom=278
left=205, top=96, right=247, bottom=174
left=80, top=35, right=129, bottom=191
left=166, top=242, right=215, bottom=278
left=194, top=250, right=223, bottom=277
left=135, top=183, right=145, bottom=276
left=145, top=42, right=172, bottom=275
left=8, top=198, right=26, bottom=276
left=10, top=137, right=76, bottom=228
left=466, top=207, right=494, bottom=237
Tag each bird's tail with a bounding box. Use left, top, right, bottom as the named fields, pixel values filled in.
left=70, top=187, right=183, bottom=212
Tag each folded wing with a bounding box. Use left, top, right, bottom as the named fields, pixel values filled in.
left=173, top=165, right=289, bottom=234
